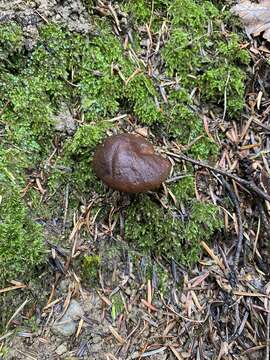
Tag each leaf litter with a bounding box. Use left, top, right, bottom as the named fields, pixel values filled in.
left=232, top=0, right=270, bottom=41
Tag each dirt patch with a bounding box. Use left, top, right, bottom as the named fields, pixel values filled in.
left=0, top=0, right=92, bottom=49
left=5, top=291, right=114, bottom=360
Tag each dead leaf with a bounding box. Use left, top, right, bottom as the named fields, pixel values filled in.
left=231, top=0, right=270, bottom=41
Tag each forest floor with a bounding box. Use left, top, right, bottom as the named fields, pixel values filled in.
left=0, top=1, right=270, bottom=359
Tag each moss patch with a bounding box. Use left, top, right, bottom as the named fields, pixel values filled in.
left=0, top=183, right=45, bottom=285
left=162, top=0, right=249, bottom=116
left=81, top=255, right=101, bottom=284
left=0, top=0, right=249, bottom=290
left=125, top=196, right=222, bottom=265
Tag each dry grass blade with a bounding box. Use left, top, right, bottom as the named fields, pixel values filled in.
left=135, top=346, right=167, bottom=358
left=0, top=331, right=13, bottom=342
left=6, top=298, right=29, bottom=328
left=141, top=299, right=158, bottom=312
left=15, top=348, right=37, bottom=360
left=200, top=241, right=225, bottom=271
left=42, top=297, right=62, bottom=311
left=221, top=178, right=243, bottom=270
left=233, top=291, right=270, bottom=298
left=108, top=325, right=126, bottom=345
left=75, top=318, right=84, bottom=338
left=169, top=345, right=184, bottom=359
left=106, top=354, right=120, bottom=360
left=0, top=283, right=27, bottom=294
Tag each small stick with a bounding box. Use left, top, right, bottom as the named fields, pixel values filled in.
left=62, top=184, right=69, bottom=232
left=6, top=299, right=29, bottom=328
left=257, top=201, right=270, bottom=234
left=267, top=299, right=270, bottom=360
left=221, top=178, right=244, bottom=271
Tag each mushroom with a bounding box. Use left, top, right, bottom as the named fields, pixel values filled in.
left=93, top=133, right=171, bottom=193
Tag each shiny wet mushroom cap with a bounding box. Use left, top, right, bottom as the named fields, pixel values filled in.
left=93, top=133, right=171, bottom=193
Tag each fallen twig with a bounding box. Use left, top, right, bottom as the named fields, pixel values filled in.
left=166, top=151, right=270, bottom=202
left=221, top=178, right=244, bottom=271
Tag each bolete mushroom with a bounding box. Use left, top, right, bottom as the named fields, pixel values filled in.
left=93, top=133, right=171, bottom=193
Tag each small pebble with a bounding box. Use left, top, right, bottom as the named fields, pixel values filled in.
left=92, top=335, right=102, bottom=344
left=52, top=299, right=83, bottom=337
left=55, top=343, right=67, bottom=356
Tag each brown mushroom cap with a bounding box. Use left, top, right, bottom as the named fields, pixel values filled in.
left=93, top=133, right=171, bottom=193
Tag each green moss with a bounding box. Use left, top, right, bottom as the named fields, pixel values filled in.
left=123, top=0, right=152, bottom=24
left=0, top=25, right=72, bottom=152
left=48, top=122, right=109, bottom=195
left=83, top=0, right=95, bottom=13
left=168, top=105, right=199, bottom=139
left=0, top=141, right=45, bottom=292
left=67, top=123, right=108, bottom=155
left=121, top=0, right=168, bottom=27
left=199, top=65, right=246, bottom=116
left=81, top=255, right=101, bottom=283
left=162, top=0, right=249, bottom=119
left=0, top=146, right=45, bottom=288
left=167, top=105, right=218, bottom=159
left=170, top=175, right=195, bottom=202
left=163, top=29, right=201, bottom=81
left=168, top=0, right=219, bottom=29
left=0, top=183, right=45, bottom=286
left=0, top=345, right=9, bottom=358
left=216, top=34, right=250, bottom=65
left=111, top=293, right=124, bottom=321
left=125, top=73, right=163, bottom=124
left=163, top=0, right=218, bottom=80
left=0, top=0, right=247, bottom=288
left=0, top=21, right=23, bottom=59
left=75, top=28, right=124, bottom=118
left=0, top=24, right=75, bottom=288
left=125, top=196, right=222, bottom=265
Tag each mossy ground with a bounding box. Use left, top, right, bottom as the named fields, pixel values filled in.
left=0, top=0, right=249, bottom=313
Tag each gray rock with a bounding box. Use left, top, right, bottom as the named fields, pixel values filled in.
left=59, top=279, right=70, bottom=293
left=52, top=299, right=83, bottom=337
left=55, top=343, right=68, bottom=356
left=92, top=335, right=102, bottom=344
left=0, top=0, right=92, bottom=34
left=23, top=25, right=39, bottom=50
left=54, top=104, right=77, bottom=135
